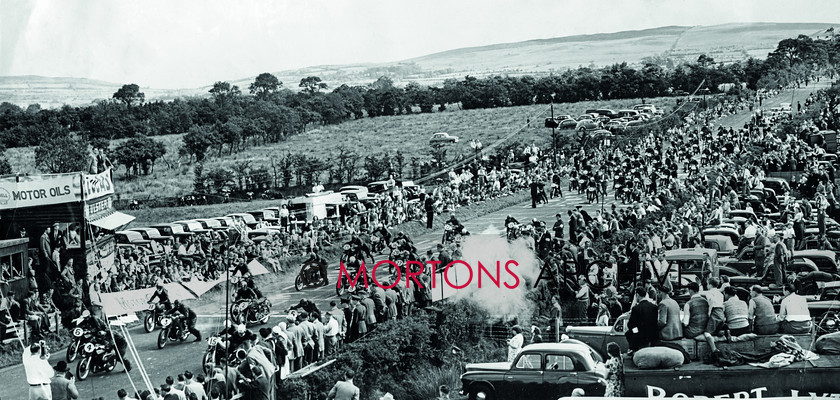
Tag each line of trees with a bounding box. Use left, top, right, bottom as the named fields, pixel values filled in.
left=0, top=32, right=837, bottom=178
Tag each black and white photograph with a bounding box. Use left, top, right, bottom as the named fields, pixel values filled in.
left=2, top=0, right=840, bottom=399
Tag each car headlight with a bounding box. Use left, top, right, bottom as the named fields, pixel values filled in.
left=84, top=343, right=95, bottom=353
left=828, top=319, right=836, bottom=327
left=161, top=317, right=171, bottom=327
left=73, top=328, right=84, bottom=337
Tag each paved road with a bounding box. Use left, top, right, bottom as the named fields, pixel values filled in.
left=1, top=83, right=825, bottom=399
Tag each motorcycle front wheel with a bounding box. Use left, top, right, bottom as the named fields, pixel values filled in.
left=157, top=329, right=168, bottom=349
left=66, top=339, right=80, bottom=363
left=230, top=305, right=242, bottom=324
left=77, top=357, right=91, bottom=380
left=295, top=275, right=303, bottom=291
left=144, top=313, right=156, bottom=332
left=202, top=350, right=216, bottom=375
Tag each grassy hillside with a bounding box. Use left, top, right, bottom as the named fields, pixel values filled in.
left=6, top=96, right=684, bottom=200
left=2, top=22, right=836, bottom=108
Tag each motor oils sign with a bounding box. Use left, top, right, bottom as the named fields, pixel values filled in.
left=0, top=173, right=82, bottom=210
left=83, top=168, right=114, bottom=201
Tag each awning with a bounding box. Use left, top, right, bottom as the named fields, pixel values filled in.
left=90, top=211, right=135, bottom=231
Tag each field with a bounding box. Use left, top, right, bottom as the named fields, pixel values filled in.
left=5, top=96, right=683, bottom=201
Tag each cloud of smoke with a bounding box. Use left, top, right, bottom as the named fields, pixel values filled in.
left=449, top=234, right=542, bottom=317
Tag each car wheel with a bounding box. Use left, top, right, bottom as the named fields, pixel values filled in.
left=469, top=383, right=494, bottom=400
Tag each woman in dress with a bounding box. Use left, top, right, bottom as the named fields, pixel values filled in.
left=507, top=325, right=524, bottom=363
left=604, top=342, right=624, bottom=397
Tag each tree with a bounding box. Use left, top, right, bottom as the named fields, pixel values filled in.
left=299, top=76, right=328, bottom=95
left=111, top=135, right=167, bottom=176
left=205, top=167, right=235, bottom=193
left=182, top=125, right=217, bottom=162
left=231, top=160, right=251, bottom=190
left=249, top=73, right=282, bottom=101
left=250, top=165, right=272, bottom=190
left=113, top=84, right=145, bottom=107
left=364, top=153, right=389, bottom=180
left=35, top=134, right=88, bottom=173
left=193, top=163, right=205, bottom=193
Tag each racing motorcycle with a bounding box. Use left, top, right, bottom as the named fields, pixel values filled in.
left=295, top=259, right=328, bottom=290
left=336, top=256, right=371, bottom=297
left=442, top=222, right=469, bottom=244
left=157, top=312, right=193, bottom=349
left=144, top=302, right=168, bottom=333
left=66, top=324, right=94, bottom=363
left=370, top=233, right=387, bottom=254
left=230, top=297, right=271, bottom=325
left=201, top=335, right=245, bottom=375
left=76, top=340, right=118, bottom=381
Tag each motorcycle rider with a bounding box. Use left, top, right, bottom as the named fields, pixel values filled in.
left=74, top=309, right=106, bottom=332
left=89, top=327, right=132, bottom=372
left=169, top=300, right=202, bottom=342
left=235, top=277, right=264, bottom=301
left=348, top=235, right=374, bottom=264
left=303, top=251, right=329, bottom=286
left=371, top=224, right=392, bottom=250
left=505, top=214, right=520, bottom=238
left=147, top=280, right=172, bottom=311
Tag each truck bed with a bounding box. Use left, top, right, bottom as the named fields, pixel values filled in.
left=623, top=354, right=840, bottom=397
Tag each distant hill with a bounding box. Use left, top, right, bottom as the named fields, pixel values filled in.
left=2, top=22, right=838, bottom=108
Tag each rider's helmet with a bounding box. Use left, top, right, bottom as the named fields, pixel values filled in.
left=81, top=309, right=90, bottom=318
left=236, top=324, right=246, bottom=334
left=173, top=300, right=181, bottom=309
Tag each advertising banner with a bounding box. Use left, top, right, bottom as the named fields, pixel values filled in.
left=83, top=168, right=115, bottom=201
left=101, top=283, right=196, bottom=316
left=0, top=173, right=82, bottom=210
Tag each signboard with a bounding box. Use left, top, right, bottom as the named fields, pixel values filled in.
left=85, top=197, right=113, bottom=219
left=83, top=168, right=114, bottom=201
left=0, top=173, right=82, bottom=210
left=101, top=283, right=196, bottom=316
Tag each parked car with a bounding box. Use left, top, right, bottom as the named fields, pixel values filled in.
left=792, top=250, right=840, bottom=274
left=575, top=119, right=601, bottom=132
left=606, top=120, right=627, bottom=133
left=459, top=343, right=607, bottom=400
left=633, top=104, right=663, bottom=115
left=558, top=117, right=578, bottom=129
left=429, top=132, right=459, bottom=144
left=617, top=109, right=640, bottom=119
left=566, top=312, right=630, bottom=358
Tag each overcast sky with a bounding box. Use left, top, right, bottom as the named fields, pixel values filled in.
left=1, top=0, right=838, bottom=89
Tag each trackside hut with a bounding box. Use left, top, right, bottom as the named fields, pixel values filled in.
left=0, top=169, right=134, bottom=305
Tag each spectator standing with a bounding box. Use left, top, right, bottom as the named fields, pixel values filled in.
left=507, top=325, right=524, bottom=363
left=603, top=342, right=625, bottom=397
left=24, top=342, right=53, bottom=400
left=327, top=371, right=360, bottom=400
left=626, top=287, right=657, bottom=351
left=49, top=361, right=78, bottom=400
left=656, top=287, right=682, bottom=341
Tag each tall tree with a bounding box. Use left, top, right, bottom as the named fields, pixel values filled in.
left=35, top=134, right=88, bottom=173
left=249, top=73, right=282, bottom=100
left=113, top=84, right=145, bottom=107
left=299, top=76, right=328, bottom=94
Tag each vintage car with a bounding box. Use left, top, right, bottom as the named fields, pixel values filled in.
left=459, top=343, right=606, bottom=400
left=793, top=250, right=839, bottom=274
left=565, top=312, right=630, bottom=358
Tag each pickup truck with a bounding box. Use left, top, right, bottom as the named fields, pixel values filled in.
left=459, top=343, right=607, bottom=400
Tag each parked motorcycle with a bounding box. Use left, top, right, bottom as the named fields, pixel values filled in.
left=230, top=298, right=271, bottom=325
left=76, top=341, right=118, bottom=381
left=144, top=302, right=167, bottom=333
left=157, top=313, right=192, bottom=349
left=66, top=326, right=94, bottom=363
left=295, top=259, right=328, bottom=290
